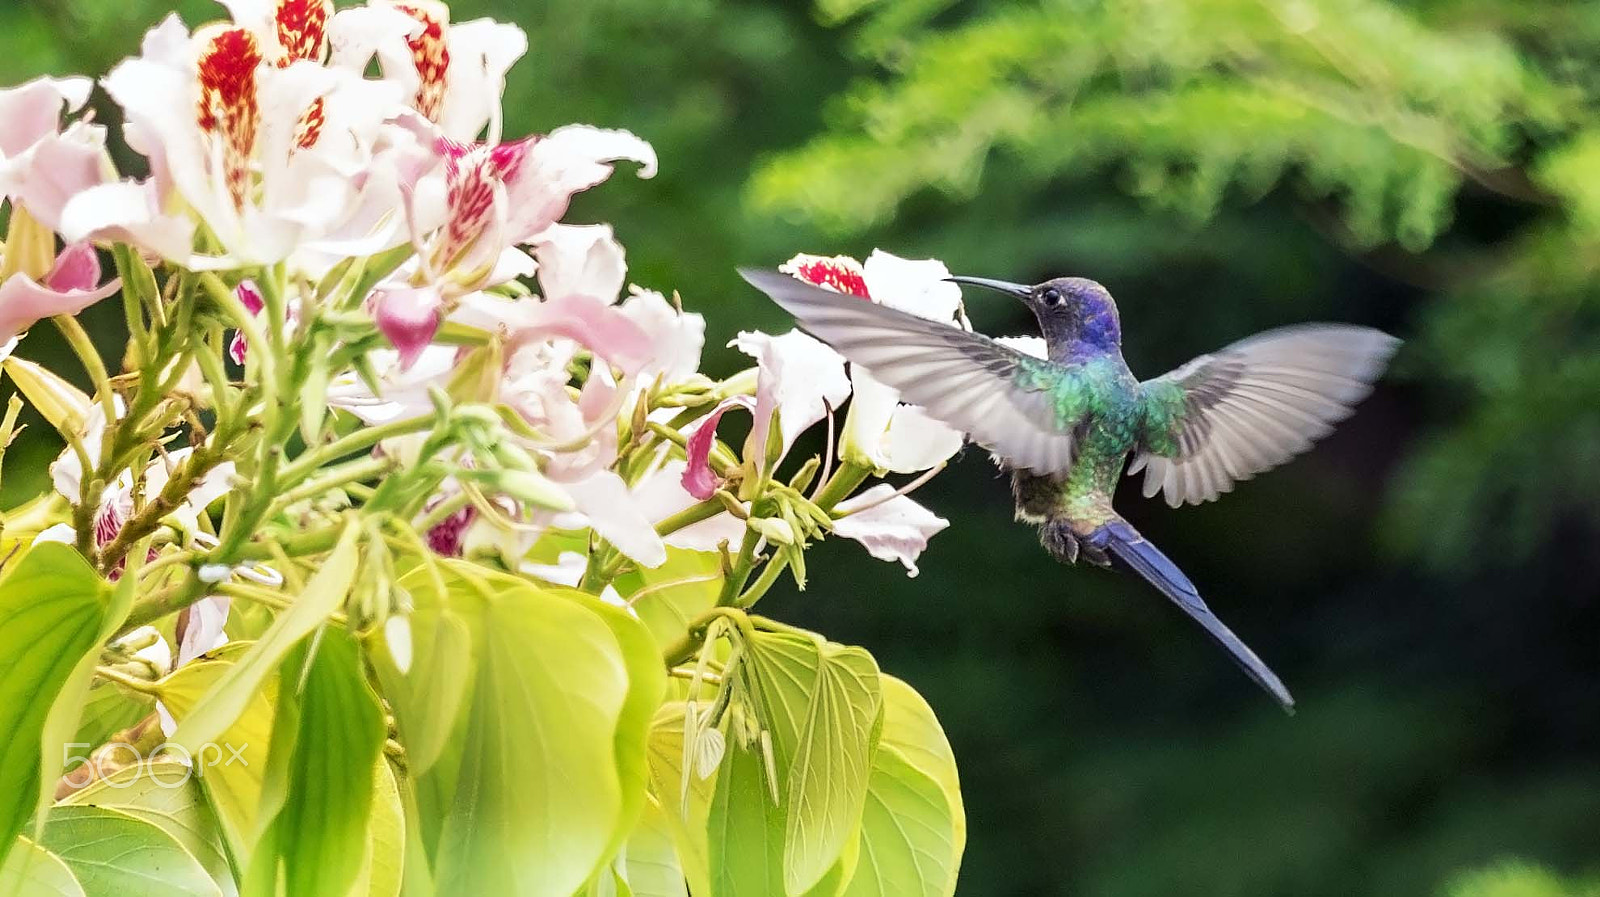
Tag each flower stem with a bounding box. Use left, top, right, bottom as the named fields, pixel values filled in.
left=51, top=314, right=117, bottom=452
left=811, top=461, right=871, bottom=513
left=716, top=528, right=761, bottom=607
left=95, top=665, right=161, bottom=696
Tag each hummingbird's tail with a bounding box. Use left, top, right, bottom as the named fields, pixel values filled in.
left=1090, top=519, right=1296, bottom=713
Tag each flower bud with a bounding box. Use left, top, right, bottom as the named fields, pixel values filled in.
left=482, top=469, right=575, bottom=511
left=747, top=516, right=795, bottom=545
left=3, top=355, right=91, bottom=435
left=0, top=206, right=57, bottom=284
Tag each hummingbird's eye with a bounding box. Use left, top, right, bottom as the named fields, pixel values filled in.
left=1040, top=287, right=1063, bottom=307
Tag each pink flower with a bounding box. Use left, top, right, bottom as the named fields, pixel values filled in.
left=0, top=243, right=121, bottom=345
left=681, top=396, right=755, bottom=500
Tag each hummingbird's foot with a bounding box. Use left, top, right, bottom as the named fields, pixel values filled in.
left=1039, top=519, right=1081, bottom=564
left=1079, top=526, right=1114, bottom=568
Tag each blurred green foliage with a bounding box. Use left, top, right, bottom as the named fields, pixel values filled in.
left=2, top=0, right=1598, bottom=895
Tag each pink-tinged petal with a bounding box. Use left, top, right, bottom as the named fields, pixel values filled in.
left=831, top=485, right=950, bottom=577
left=372, top=284, right=444, bottom=370
left=176, top=596, right=231, bottom=666
left=563, top=471, right=667, bottom=568
left=503, top=125, right=657, bottom=244
left=0, top=76, right=91, bottom=158
left=454, top=290, right=654, bottom=374
left=533, top=223, right=626, bottom=303
left=682, top=396, right=755, bottom=500
left=621, top=289, right=705, bottom=384
left=228, top=281, right=264, bottom=364
left=731, top=329, right=850, bottom=466
left=0, top=270, right=122, bottom=344
left=44, top=244, right=101, bottom=293
left=10, top=123, right=112, bottom=231
left=780, top=253, right=870, bottom=299
left=861, top=250, right=962, bottom=321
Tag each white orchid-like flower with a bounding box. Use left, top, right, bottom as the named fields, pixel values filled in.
left=62, top=5, right=411, bottom=270
left=779, top=250, right=967, bottom=474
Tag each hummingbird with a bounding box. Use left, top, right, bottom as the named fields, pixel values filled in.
left=739, top=268, right=1399, bottom=711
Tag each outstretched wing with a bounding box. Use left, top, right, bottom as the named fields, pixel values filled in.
left=1130, top=325, right=1399, bottom=507
left=740, top=268, right=1081, bottom=475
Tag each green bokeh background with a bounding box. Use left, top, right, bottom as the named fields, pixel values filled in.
left=3, top=1, right=1597, bottom=895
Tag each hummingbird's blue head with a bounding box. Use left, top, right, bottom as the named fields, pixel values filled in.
left=946, top=275, right=1122, bottom=357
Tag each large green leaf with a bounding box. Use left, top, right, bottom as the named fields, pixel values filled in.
left=374, top=589, right=471, bottom=778
left=39, top=805, right=221, bottom=897
left=611, top=548, right=721, bottom=652
left=0, top=543, right=107, bottom=868
left=707, top=732, right=785, bottom=897
left=840, top=748, right=959, bottom=897
left=155, top=647, right=275, bottom=861
left=0, top=836, right=86, bottom=897
left=62, top=763, right=236, bottom=897
left=169, top=521, right=359, bottom=755
left=876, top=676, right=964, bottom=860
left=428, top=563, right=648, bottom=896
left=740, top=630, right=883, bottom=895
left=260, top=629, right=386, bottom=897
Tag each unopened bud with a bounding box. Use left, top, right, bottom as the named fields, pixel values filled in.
left=489, top=469, right=574, bottom=511
left=715, top=490, right=749, bottom=520
left=3, top=356, right=92, bottom=435
left=747, top=516, right=795, bottom=545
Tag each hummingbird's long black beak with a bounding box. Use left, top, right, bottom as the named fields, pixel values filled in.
left=945, top=276, right=1032, bottom=302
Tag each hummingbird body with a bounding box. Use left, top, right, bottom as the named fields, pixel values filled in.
left=739, top=268, right=1399, bottom=712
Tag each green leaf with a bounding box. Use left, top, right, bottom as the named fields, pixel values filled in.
left=645, top=703, right=714, bottom=896
left=373, top=571, right=473, bottom=778
left=611, top=548, right=722, bottom=652
left=39, top=805, right=221, bottom=897
left=347, top=760, right=404, bottom=897
left=258, top=628, right=386, bottom=897
left=61, top=762, right=237, bottom=897
left=0, top=543, right=107, bottom=869
left=0, top=836, right=86, bottom=897
left=427, top=563, right=651, bottom=895
left=740, top=630, right=883, bottom=895
left=169, top=520, right=359, bottom=755
left=155, top=647, right=275, bottom=862
left=620, top=799, right=687, bottom=897
left=71, top=684, right=155, bottom=752
left=876, top=676, right=964, bottom=860
left=840, top=748, right=959, bottom=897
left=707, top=733, right=785, bottom=897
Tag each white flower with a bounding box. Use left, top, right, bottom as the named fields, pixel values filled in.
left=730, top=328, right=851, bottom=471
left=830, top=484, right=950, bottom=577
left=780, top=250, right=966, bottom=474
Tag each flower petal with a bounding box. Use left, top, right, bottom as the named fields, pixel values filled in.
left=682, top=396, right=755, bottom=500
left=731, top=329, right=850, bottom=466
left=453, top=290, right=653, bottom=374
left=995, top=334, right=1048, bottom=358
left=533, top=223, right=626, bottom=303
left=372, top=284, right=444, bottom=369
left=620, top=289, right=705, bottom=385
left=0, top=76, right=91, bottom=158
left=633, top=459, right=748, bottom=552
left=44, top=243, right=101, bottom=293
left=504, top=124, right=657, bottom=244
left=831, top=485, right=949, bottom=577
left=176, top=596, right=232, bottom=666
left=0, top=267, right=121, bottom=344
left=562, top=471, right=667, bottom=568
left=861, top=249, right=962, bottom=321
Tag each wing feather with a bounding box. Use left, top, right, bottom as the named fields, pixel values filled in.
left=1133, top=324, right=1399, bottom=507
left=740, top=268, right=1080, bottom=475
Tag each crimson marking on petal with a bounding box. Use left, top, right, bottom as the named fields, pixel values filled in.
left=393, top=1, right=451, bottom=122
left=784, top=255, right=871, bottom=299
left=196, top=25, right=264, bottom=210
left=437, top=144, right=500, bottom=269
left=274, top=0, right=332, bottom=64
left=294, top=95, right=327, bottom=150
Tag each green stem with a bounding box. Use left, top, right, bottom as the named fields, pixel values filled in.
left=268, top=455, right=395, bottom=513
left=717, top=528, right=761, bottom=607
left=51, top=314, right=117, bottom=452
left=657, top=499, right=724, bottom=537
left=736, top=553, right=790, bottom=607
left=277, top=415, right=434, bottom=487
left=812, top=461, right=871, bottom=514
left=95, top=665, right=162, bottom=696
